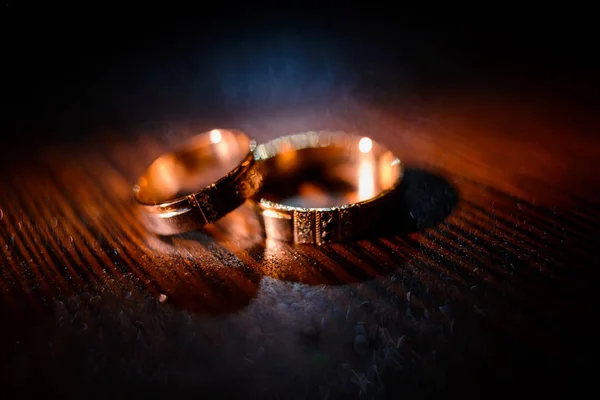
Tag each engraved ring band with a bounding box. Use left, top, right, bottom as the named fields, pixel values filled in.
left=253, top=131, right=404, bottom=245
left=133, top=129, right=263, bottom=235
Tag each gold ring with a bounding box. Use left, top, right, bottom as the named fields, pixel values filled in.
left=133, top=129, right=263, bottom=235
left=253, top=131, right=404, bottom=245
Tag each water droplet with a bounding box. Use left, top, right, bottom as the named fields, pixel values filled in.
left=158, top=294, right=167, bottom=303
left=0, top=209, right=3, bottom=220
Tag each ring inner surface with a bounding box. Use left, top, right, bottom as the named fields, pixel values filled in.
left=257, top=137, right=402, bottom=209
left=136, top=130, right=250, bottom=205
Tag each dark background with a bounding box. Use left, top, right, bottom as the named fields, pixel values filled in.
left=2, top=4, right=598, bottom=149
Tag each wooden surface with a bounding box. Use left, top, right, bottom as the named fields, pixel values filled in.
left=2, top=8, right=599, bottom=398
left=1, top=89, right=598, bottom=398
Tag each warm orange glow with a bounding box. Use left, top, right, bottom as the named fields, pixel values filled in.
left=209, top=129, right=222, bottom=144
left=358, top=158, right=375, bottom=201
left=213, top=130, right=235, bottom=161
left=379, top=154, right=401, bottom=190
left=276, top=146, right=298, bottom=172
left=154, top=157, right=180, bottom=197
left=358, top=137, right=373, bottom=154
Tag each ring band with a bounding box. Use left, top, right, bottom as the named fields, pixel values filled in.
left=253, top=131, right=404, bottom=245
left=133, top=129, right=263, bottom=235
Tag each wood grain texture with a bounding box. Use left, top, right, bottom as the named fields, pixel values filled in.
left=0, top=93, right=598, bottom=399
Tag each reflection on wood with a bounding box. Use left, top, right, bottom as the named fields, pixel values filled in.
left=0, top=98, right=597, bottom=398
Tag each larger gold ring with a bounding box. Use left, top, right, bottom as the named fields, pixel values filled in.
left=134, top=129, right=263, bottom=235
left=253, top=131, right=404, bottom=245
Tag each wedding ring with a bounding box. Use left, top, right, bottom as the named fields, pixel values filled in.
left=134, top=129, right=263, bottom=235
left=253, top=131, right=403, bottom=245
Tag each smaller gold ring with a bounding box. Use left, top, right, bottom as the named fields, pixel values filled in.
left=253, top=131, right=404, bottom=245
left=133, top=129, right=263, bottom=235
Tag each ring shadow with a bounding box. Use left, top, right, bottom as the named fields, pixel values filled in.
left=250, top=167, right=459, bottom=284
left=149, top=203, right=264, bottom=316
left=152, top=167, right=459, bottom=315
left=383, top=167, right=461, bottom=234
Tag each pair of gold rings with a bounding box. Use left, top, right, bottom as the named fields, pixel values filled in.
left=133, top=129, right=404, bottom=245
